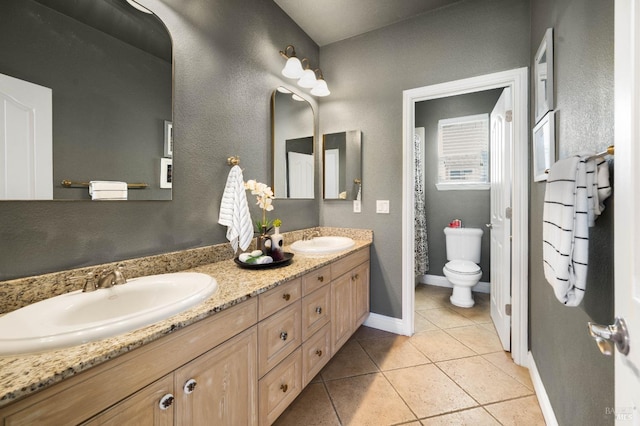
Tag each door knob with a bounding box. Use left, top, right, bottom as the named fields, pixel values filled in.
left=587, top=317, right=630, bottom=356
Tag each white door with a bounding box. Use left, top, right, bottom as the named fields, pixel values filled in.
left=489, top=87, right=512, bottom=351
left=287, top=151, right=314, bottom=198
left=324, top=149, right=340, bottom=198
left=614, top=0, right=640, bottom=418
left=0, top=72, right=53, bottom=200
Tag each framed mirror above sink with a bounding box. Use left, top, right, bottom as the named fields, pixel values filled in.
left=322, top=130, right=362, bottom=200
left=271, top=87, right=315, bottom=199
left=0, top=0, right=173, bottom=201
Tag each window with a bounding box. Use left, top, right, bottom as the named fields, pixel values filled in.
left=436, top=114, right=490, bottom=190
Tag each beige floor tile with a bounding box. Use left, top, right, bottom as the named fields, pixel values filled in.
left=420, top=407, right=500, bottom=425
left=415, top=295, right=446, bottom=310
left=409, top=329, right=476, bottom=362
left=414, top=312, right=440, bottom=332
left=485, top=395, right=546, bottom=425
left=437, top=356, right=533, bottom=404
left=273, top=383, right=340, bottom=426
left=446, top=325, right=504, bottom=354
left=482, top=351, right=534, bottom=390
left=352, top=325, right=397, bottom=341
left=320, top=339, right=378, bottom=381
left=419, top=308, right=476, bottom=329
left=384, top=364, right=477, bottom=418
left=448, top=300, right=492, bottom=324
left=359, top=335, right=431, bottom=370
left=326, top=373, right=417, bottom=425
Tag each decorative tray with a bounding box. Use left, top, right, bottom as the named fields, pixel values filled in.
left=233, top=252, right=294, bottom=269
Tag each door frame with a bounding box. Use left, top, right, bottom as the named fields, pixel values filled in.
left=401, top=68, right=529, bottom=366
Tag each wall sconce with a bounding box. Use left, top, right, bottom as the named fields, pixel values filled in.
left=279, top=45, right=330, bottom=97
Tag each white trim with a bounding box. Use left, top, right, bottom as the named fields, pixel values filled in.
left=402, top=68, right=529, bottom=366
left=363, top=312, right=406, bottom=334
left=418, top=274, right=490, bottom=294
left=527, top=352, right=559, bottom=426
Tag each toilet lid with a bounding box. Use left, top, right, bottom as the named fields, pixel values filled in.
left=444, top=260, right=481, bottom=275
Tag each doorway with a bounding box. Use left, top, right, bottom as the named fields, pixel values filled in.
left=401, top=68, right=529, bottom=366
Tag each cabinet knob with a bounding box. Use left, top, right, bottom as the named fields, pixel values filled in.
left=317, top=276, right=324, bottom=282
left=280, top=384, right=288, bottom=393
left=315, top=349, right=323, bottom=357
left=315, top=306, right=322, bottom=315
left=280, top=331, right=288, bottom=341
left=159, top=393, right=175, bottom=410
left=282, top=293, right=291, bottom=301
left=183, top=378, right=197, bottom=394
left=352, top=273, right=360, bottom=280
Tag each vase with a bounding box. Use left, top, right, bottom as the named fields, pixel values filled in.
left=256, top=226, right=269, bottom=254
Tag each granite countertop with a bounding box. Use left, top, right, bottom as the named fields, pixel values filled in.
left=0, top=235, right=372, bottom=407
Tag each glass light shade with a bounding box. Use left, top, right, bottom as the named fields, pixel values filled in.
left=291, top=94, right=305, bottom=102
left=297, top=69, right=317, bottom=88
left=126, top=0, right=153, bottom=13
left=282, top=57, right=304, bottom=79
left=310, top=79, right=330, bottom=97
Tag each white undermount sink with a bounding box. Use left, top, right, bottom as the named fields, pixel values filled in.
left=290, top=236, right=355, bottom=255
left=0, top=272, right=217, bottom=356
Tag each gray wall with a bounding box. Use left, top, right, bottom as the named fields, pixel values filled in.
left=530, top=1, right=615, bottom=424
left=415, top=89, right=502, bottom=282
left=0, top=0, right=320, bottom=280
left=318, top=0, right=530, bottom=318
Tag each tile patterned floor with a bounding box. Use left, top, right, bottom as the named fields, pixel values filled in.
left=273, top=284, right=545, bottom=425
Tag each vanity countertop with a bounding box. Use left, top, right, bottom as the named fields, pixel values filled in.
left=0, top=237, right=372, bottom=407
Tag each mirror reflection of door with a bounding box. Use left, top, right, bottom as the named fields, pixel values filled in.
left=322, top=130, right=362, bottom=200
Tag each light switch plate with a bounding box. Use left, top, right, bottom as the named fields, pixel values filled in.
left=353, top=200, right=361, bottom=213
left=376, top=200, right=390, bottom=214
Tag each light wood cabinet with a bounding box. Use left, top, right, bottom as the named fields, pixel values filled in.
left=330, top=272, right=354, bottom=355
left=258, top=348, right=303, bottom=426
left=258, top=301, right=302, bottom=377
left=353, top=261, right=370, bottom=329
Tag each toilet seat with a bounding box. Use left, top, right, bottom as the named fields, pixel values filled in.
left=444, top=260, right=480, bottom=275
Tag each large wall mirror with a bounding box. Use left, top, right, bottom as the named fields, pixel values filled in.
left=271, top=87, right=315, bottom=199
left=323, top=130, right=362, bottom=200
left=0, top=0, right=173, bottom=200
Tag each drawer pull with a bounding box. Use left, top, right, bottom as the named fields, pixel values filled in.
left=280, top=331, right=288, bottom=341
left=183, top=378, right=197, bottom=394
left=315, top=349, right=323, bottom=357
left=318, top=276, right=324, bottom=282
left=159, top=393, right=175, bottom=410
left=280, top=384, right=289, bottom=393
left=282, top=293, right=291, bottom=301
left=315, top=306, right=322, bottom=315
left=354, top=273, right=360, bottom=280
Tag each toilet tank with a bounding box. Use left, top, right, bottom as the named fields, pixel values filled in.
left=444, top=227, right=483, bottom=263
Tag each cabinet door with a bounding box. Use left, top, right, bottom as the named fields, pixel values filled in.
left=353, top=262, right=370, bottom=329
left=331, top=273, right=353, bottom=355
left=82, top=375, right=174, bottom=426
left=175, top=327, right=258, bottom=426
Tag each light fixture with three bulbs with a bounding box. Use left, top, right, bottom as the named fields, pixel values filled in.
left=279, top=45, right=330, bottom=97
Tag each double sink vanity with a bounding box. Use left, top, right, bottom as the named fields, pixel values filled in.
left=0, top=228, right=372, bottom=425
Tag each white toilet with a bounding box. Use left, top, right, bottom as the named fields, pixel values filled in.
left=443, top=227, right=483, bottom=308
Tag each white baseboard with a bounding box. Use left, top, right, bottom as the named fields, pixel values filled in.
left=418, top=274, right=490, bottom=294
left=362, top=312, right=407, bottom=335
left=527, top=351, right=558, bottom=426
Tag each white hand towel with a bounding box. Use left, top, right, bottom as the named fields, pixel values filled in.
left=543, top=155, right=611, bottom=306
left=89, top=181, right=128, bottom=200
left=218, top=165, right=253, bottom=252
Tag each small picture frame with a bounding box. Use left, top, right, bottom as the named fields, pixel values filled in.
left=532, top=111, right=556, bottom=182
left=163, top=120, right=173, bottom=158
left=160, top=157, right=172, bottom=189
left=534, top=28, right=554, bottom=124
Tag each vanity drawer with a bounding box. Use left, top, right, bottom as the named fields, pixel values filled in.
left=258, top=278, right=301, bottom=321
left=330, top=247, right=369, bottom=279
left=301, top=284, right=331, bottom=341
left=302, top=324, right=331, bottom=387
left=301, top=265, right=331, bottom=295
left=258, top=347, right=302, bottom=426
left=258, top=301, right=301, bottom=377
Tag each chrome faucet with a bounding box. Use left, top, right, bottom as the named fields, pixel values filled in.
left=302, top=230, right=320, bottom=241
left=83, top=269, right=127, bottom=292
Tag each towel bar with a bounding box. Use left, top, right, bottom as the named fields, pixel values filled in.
left=61, top=180, right=148, bottom=189
left=544, top=145, right=614, bottom=174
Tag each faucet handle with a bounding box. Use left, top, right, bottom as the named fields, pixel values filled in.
left=113, top=269, right=127, bottom=285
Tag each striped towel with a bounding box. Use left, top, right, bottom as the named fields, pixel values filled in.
left=542, top=155, right=611, bottom=306
left=218, top=165, right=253, bottom=252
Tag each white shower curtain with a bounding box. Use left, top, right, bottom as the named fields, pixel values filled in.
left=414, top=128, right=429, bottom=276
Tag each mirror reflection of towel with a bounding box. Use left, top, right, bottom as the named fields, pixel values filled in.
left=89, top=181, right=128, bottom=200
left=218, top=165, right=253, bottom=252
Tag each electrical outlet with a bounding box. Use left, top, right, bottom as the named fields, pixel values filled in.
left=353, top=200, right=361, bottom=213
left=376, top=200, right=390, bottom=214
